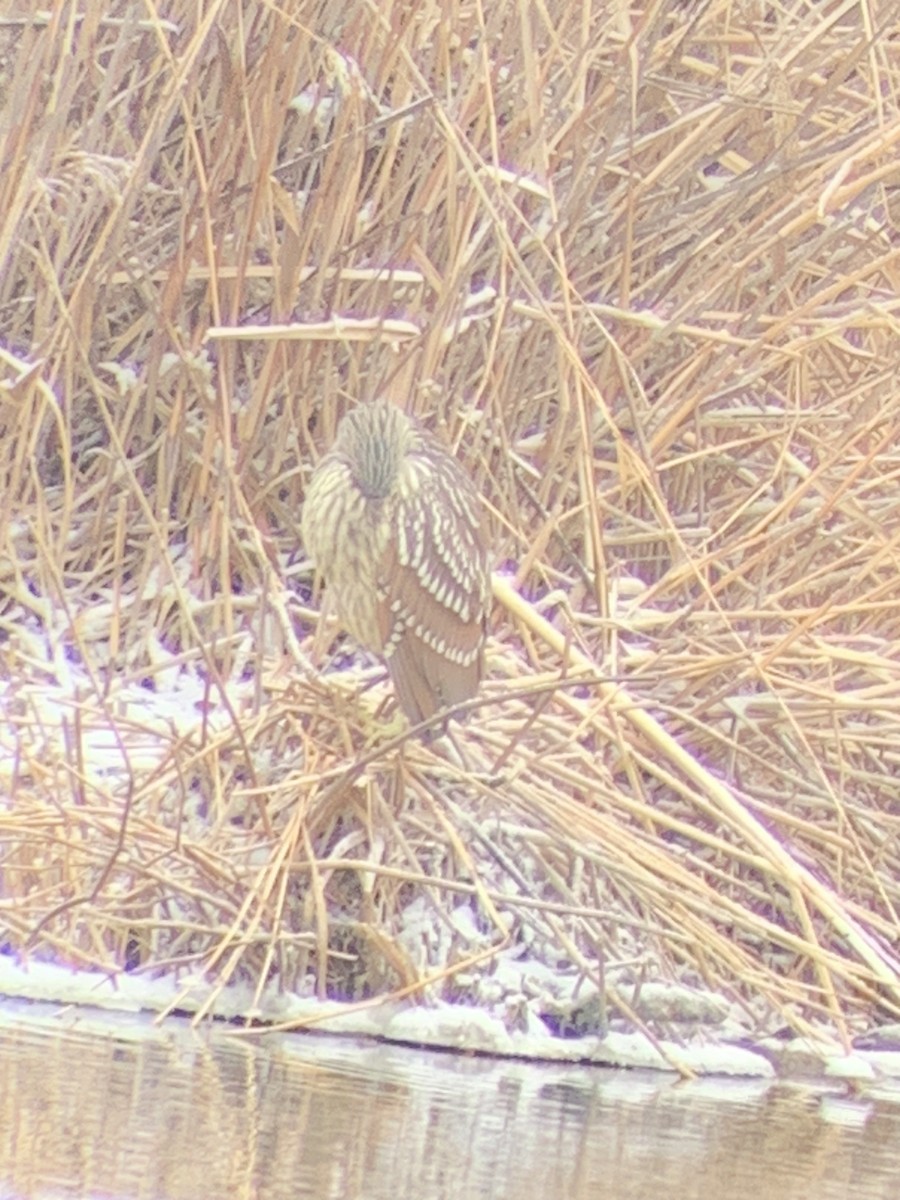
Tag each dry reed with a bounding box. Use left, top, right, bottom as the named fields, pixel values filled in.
left=2, top=0, right=900, bottom=1049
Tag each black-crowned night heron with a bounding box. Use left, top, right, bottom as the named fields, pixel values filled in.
left=301, top=401, right=490, bottom=724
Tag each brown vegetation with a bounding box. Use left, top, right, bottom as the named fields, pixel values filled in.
left=2, top=0, right=900, bottom=1049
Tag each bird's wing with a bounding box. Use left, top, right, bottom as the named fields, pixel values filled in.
left=376, top=452, right=488, bottom=721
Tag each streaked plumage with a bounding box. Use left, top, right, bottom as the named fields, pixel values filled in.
left=301, top=401, right=490, bottom=724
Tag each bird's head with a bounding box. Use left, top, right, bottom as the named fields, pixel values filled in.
left=334, top=401, right=414, bottom=500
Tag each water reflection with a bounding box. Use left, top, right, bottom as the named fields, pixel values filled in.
left=0, top=1002, right=898, bottom=1199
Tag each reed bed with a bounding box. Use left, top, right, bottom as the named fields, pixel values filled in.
left=2, top=0, right=900, bottom=1051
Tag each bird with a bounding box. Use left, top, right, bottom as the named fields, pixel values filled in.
left=301, top=401, right=491, bottom=725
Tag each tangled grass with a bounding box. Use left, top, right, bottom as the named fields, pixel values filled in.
left=2, top=0, right=900, bottom=1050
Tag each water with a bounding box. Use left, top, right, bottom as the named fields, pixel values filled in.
left=1, top=1003, right=898, bottom=1199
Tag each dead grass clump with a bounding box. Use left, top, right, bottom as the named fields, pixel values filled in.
left=2, top=0, right=900, bottom=1051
